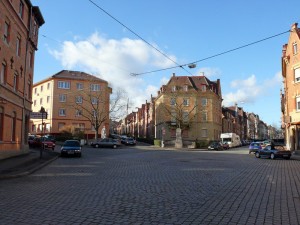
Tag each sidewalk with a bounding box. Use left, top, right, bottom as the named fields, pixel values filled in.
left=0, top=149, right=59, bottom=179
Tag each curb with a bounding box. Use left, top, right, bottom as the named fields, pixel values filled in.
left=0, top=154, right=60, bottom=180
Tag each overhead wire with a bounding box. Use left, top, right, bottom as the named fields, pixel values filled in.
left=87, top=0, right=193, bottom=75
left=132, top=29, right=291, bottom=76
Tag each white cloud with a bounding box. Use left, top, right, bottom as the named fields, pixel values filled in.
left=51, top=32, right=177, bottom=109
left=222, top=72, right=282, bottom=107
left=197, top=67, right=221, bottom=78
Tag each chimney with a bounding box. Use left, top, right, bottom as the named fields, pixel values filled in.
left=172, top=73, right=175, bottom=77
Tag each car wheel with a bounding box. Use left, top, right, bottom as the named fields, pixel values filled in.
left=78, top=153, right=82, bottom=157
left=270, top=153, right=275, bottom=160
left=255, top=152, right=260, bottom=158
left=285, top=156, right=290, bottom=160
left=95, top=144, right=99, bottom=148
left=113, top=144, right=117, bottom=149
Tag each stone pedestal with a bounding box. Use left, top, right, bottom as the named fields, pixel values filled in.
left=175, top=128, right=183, bottom=148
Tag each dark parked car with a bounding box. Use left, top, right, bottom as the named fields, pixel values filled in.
left=91, top=138, right=121, bottom=149
left=60, top=140, right=82, bottom=157
left=221, top=142, right=229, bottom=150
left=28, top=136, right=55, bottom=150
left=122, top=137, right=136, bottom=145
left=255, top=145, right=291, bottom=160
left=249, top=142, right=263, bottom=154
left=208, top=142, right=224, bottom=151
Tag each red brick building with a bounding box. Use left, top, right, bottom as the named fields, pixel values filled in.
left=0, top=0, right=44, bottom=159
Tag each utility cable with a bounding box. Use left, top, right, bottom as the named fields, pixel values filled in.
left=87, top=0, right=192, bottom=75
left=132, top=29, right=291, bottom=76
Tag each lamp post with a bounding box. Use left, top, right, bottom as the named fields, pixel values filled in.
left=40, top=106, right=46, bottom=159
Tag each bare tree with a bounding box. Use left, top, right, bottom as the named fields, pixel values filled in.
left=66, top=81, right=128, bottom=139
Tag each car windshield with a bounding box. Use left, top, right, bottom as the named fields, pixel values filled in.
left=64, top=141, right=80, bottom=147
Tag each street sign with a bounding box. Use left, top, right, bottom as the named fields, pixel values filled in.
left=30, top=112, right=47, bottom=119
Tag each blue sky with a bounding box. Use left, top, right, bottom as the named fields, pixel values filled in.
left=31, top=0, right=300, bottom=127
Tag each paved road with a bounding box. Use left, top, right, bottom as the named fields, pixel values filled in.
left=1, top=145, right=300, bottom=225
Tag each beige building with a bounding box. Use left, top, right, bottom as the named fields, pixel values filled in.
left=154, top=73, right=222, bottom=145
left=281, top=23, right=300, bottom=151
left=0, top=0, right=44, bottom=159
left=31, top=70, right=112, bottom=139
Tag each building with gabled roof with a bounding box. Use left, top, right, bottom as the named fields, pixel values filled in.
left=154, top=73, right=222, bottom=146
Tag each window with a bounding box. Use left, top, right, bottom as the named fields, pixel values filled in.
left=29, top=51, right=33, bottom=68
left=77, top=83, right=83, bottom=90
left=47, top=83, right=50, bottom=90
left=19, top=1, right=24, bottom=18
left=59, top=94, right=66, bottom=102
left=47, top=96, right=50, bottom=103
left=40, top=98, right=43, bottom=105
left=59, top=109, right=66, bottom=116
left=170, top=98, right=176, bottom=106
left=0, top=62, right=7, bottom=84
left=183, top=98, right=189, bottom=106
left=296, top=96, right=300, bottom=111
left=172, top=86, right=176, bottom=92
left=92, top=97, right=98, bottom=105
left=16, top=36, right=21, bottom=56
left=75, top=110, right=82, bottom=117
left=11, top=112, right=16, bottom=141
left=58, top=81, right=70, bottom=89
left=201, top=85, right=206, bottom=92
left=202, top=112, right=207, bottom=121
left=34, top=88, right=37, bottom=94
left=13, top=74, right=18, bottom=91
left=293, top=42, right=298, bottom=55
left=75, top=96, right=82, bottom=103
left=0, top=107, right=3, bottom=141
left=27, top=81, right=31, bottom=98
left=34, top=100, right=36, bottom=106
left=171, top=111, right=176, bottom=125
left=183, top=111, right=189, bottom=123
left=4, top=21, right=10, bottom=44
left=183, top=85, right=188, bottom=91
left=295, top=68, right=300, bottom=83
left=201, top=98, right=207, bottom=106
left=90, top=84, right=100, bottom=91
left=40, top=85, right=43, bottom=92
left=202, top=129, right=208, bottom=137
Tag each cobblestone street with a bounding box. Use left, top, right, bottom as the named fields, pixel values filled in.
left=1, top=146, right=300, bottom=225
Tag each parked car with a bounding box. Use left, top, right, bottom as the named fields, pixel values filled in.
left=28, top=136, right=55, bottom=150
left=60, top=140, right=82, bottom=157
left=91, top=138, right=121, bottom=149
left=221, top=142, right=229, bottom=150
left=255, top=145, right=291, bottom=160
left=249, top=142, right=263, bottom=154
left=122, top=137, right=136, bottom=145
left=208, top=141, right=224, bottom=151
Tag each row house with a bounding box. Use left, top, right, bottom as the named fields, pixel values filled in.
left=0, top=0, right=44, bottom=159
left=222, top=105, right=247, bottom=141
left=31, top=70, right=112, bottom=140
left=281, top=23, right=300, bottom=151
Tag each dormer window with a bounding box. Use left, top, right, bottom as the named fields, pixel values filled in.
left=293, top=42, right=298, bottom=55
left=172, top=86, right=176, bottom=92
left=201, top=85, right=206, bottom=92
left=183, top=85, right=188, bottom=91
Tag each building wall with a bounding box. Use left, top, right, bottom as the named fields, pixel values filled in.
left=0, top=0, right=44, bottom=159
left=282, top=23, right=300, bottom=150
left=31, top=71, right=111, bottom=140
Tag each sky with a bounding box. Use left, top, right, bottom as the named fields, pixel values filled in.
left=31, top=0, right=300, bottom=127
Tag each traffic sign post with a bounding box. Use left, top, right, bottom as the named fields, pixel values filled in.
left=30, top=112, right=48, bottom=119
